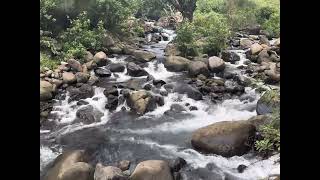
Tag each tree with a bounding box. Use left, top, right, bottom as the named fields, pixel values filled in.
left=167, top=0, right=197, bottom=21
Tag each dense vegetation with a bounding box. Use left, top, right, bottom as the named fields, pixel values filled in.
left=175, top=0, right=280, bottom=57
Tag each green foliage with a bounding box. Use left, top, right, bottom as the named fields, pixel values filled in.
left=136, top=0, right=172, bottom=20
left=40, top=53, right=59, bottom=69
left=255, top=106, right=280, bottom=156
left=60, top=12, right=106, bottom=60
left=262, top=12, right=280, bottom=37
left=40, top=0, right=57, bottom=31
left=175, top=12, right=230, bottom=57
left=175, top=21, right=198, bottom=57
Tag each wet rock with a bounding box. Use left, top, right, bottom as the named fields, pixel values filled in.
left=160, top=90, right=168, bottom=96
left=85, top=61, right=97, bottom=70
left=117, top=160, right=131, bottom=171
left=40, top=80, right=53, bottom=101
left=109, top=46, right=123, bottom=54
left=107, top=63, right=125, bottom=72
left=257, top=49, right=271, bottom=64
left=224, top=80, right=245, bottom=94
left=67, top=84, right=94, bottom=102
left=188, top=61, right=209, bottom=77
left=274, top=38, right=280, bottom=47
left=94, top=68, right=112, bottom=77
left=221, top=51, right=240, bottom=63
left=126, top=90, right=157, bottom=114
left=63, top=72, right=77, bottom=84
left=153, top=79, right=166, bottom=87
left=191, top=121, right=256, bottom=157
left=146, top=75, right=155, bottom=81
left=132, top=50, right=156, bottom=62
left=259, top=35, right=270, bottom=46
left=68, top=59, right=82, bottom=72
left=77, top=100, right=89, bottom=106
left=208, top=56, right=225, bottom=73
left=105, top=95, right=119, bottom=111
left=43, top=150, right=93, bottom=180
left=76, top=72, right=90, bottom=83
left=75, top=105, right=103, bottom=124
left=87, top=75, right=99, bottom=86
left=103, top=86, right=119, bottom=97
left=130, top=160, right=173, bottom=180
left=143, top=84, right=152, bottom=90
left=237, top=164, right=247, bottom=173
left=256, top=89, right=280, bottom=115
left=94, top=163, right=128, bottom=180
left=248, top=115, right=272, bottom=129
left=127, top=62, right=149, bottom=77
left=173, top=84, right=203, bottom=100
left=189, top=106, right=198, bottom=111
left=169, top=157, right=187, bottom=172
left=155, top=95, right=165, bottom=106
left=173, top=172, right=181, bottom=180
left=93, top=51, right=108, bottom=67
left=164, top=56, right=191, bottom=72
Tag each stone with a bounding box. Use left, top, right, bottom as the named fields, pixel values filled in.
left=221, top=51, right=240, bottom=63
left=43, top=150, right=93, bottom=180
left=94, top=163, right=127, bottom=180
left=160, top=90, right=168, bottom=96
left=84, top=51, right=94, bottom=63
left=130, top=160, right=173, bottom=180
left=164, top=43, right=181, bottom=56
left=259, top=35, right=270, bottom=46
left=240, top=38, right=254, bottom=49
left=155, top=95, right=165, bottom=106
left=250, top=43, right=263, bottom=55
left=208, top=56, right=225, bottom=73
left=40, top=80, right=54, bottom=101
left=63, top=72, right=77, bottom=84
left=132, top=50, right=156, bottom=62
left=164, top=56, right=191, bottom=72
left=118, top=160, right=130, bottom=171
left=67, top=84, right=94, bottom=102
left=169, top=157, right=187, bottom=172
left=237, top=164, right=247, bottom=173
left=75, top=105, right=103, bottom=124
left=256, top=89, right=280, bottom=115
left=143, top=84, right=152, bottom=90
left=188, top=61, right=209, bottom=77
left=153, top=79, right=166, bottom=87
left=88, top=75, right=99, bottom=85
left=85, top=61, right=97, bottom=70
left=105, top=95, right=119, bottom=111
left=189, top=106, right=198, bottom=111
left=95, top=68, right=112, bottom=77
left=191, top=121, right=256, bottom=157
left=68, top=59, right=82, bottom=72
left=93, top=52, right=108, bottom=67
left=103, top=86, right=119, bottom=97
left=107, top=63, right=125, bottom=72
left=127, top=62, right=148, bottom=77
left=126, top=90, right=157, bottom=114
left=76, top=72, right=90, bottom=83
left=173, top=84, right=203, bottom=100
left=274, top=38, right=280, bottom=47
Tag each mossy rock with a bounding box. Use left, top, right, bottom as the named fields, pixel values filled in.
left=256, top=89, right=280, bottom=115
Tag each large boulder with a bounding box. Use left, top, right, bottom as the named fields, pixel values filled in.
left=94, top=68, right=112, bottom=77
left=94, top=163, right=127, bottom=180
left=63, top=72, right=77, bottom=84
left=208, top=56, right=225, bottom=73
left=40, top=80, right=54, bottom=101
left=67, top=84, right=94, bottom=102
left=107, top=63, right=125, bottom=72
left=256, top=89, right=280, bottom=115
left=173, top=84, right=203, bottom=100
left=75, top=105, right=104, bottom=124
left=274, top=38, right=280, bottom=47
left=221, top=51, right=240, bottom=63
left=164, top=43, right=181, bottom=56
left=43, top=150, right=93, bottom=180
left=67, top=59, right=83, bottom=72
left=127, top=62, right=148, bottom=77
left=126, top=90, right=157, bottom=114
left=76, top=72, right=90, bottom=83
left=188, top=61, right=209, bottom=77
left=257, top=49, right=271, bottom=64
left=93, top=52, right=108, bottom=67
left=132, top=50, right=156, bottom=62
left=84, top=51, right=94, bottom=63
left=250, top=43, right=263, bottom=55
left=130, top=160, right=173, bottom=180
left=264, top=62, right=280, bottom=83
left=240, top=38, right=254, bottom=49
left=191, top=121, right=256, bottom=157
left=164, top=56, right=191, bottom=72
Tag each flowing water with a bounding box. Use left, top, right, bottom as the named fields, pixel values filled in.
left=40, top=29, right=279, bottom=180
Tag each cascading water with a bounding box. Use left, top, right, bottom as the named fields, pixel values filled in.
left=40, top=28, right=279, bottom=180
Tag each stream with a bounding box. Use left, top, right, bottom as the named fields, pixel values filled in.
left=40, top=29, right=280, bottom=180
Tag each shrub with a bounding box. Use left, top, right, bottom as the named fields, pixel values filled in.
left=193, top=12, right=231, bottom=56
left=60, top=12, right=106, bottom=61
left=262, top=11, right=280, bottom=37
left=175, top=21, right=198, bottom=57
left=40, top=53, right=59, bottom=69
